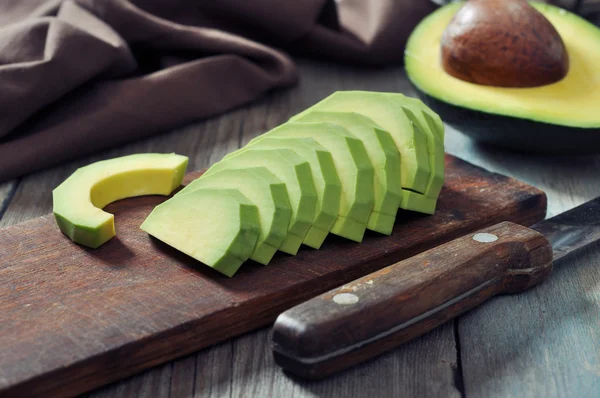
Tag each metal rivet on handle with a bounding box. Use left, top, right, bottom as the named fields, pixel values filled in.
left=333, top=293, right=359, bottom=305
left=472, top=233, right=498, bottom=243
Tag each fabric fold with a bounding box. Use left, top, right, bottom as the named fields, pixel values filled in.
left=0, top=14, right=136, bottom=139
left=0, top=0, right=438, bottom=182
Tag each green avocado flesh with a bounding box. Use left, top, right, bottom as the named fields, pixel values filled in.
left=53, top=153, right=188, bottom=248
left=294, top=111, right=403, bottom=235
left=405, top=2, right=600, bottom=130
left=384, top=94, right=445, bottom=200
left=291, top=91, right=431, bottom=197
left=229, top=137, right=342, bottom=249
left=135, top=91, right=445, bottom=277
left=177, top=168, right=292, bottom=264
left=205, top=148, right=317, bottom=255
left=249, top=122, right=374, bottom=242
left=141, top=189, right=259, bottom=277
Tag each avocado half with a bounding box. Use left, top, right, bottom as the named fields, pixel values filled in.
left=405, top=2, right=600, bottom=153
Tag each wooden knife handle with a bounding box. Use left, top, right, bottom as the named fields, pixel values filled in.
left=271, top=221, right=553, bottom=380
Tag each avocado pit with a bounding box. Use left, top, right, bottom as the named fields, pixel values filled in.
left=441, top=0, right=569, bottom=88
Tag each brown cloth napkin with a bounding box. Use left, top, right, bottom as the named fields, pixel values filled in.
left=0, top=0, right=437, bottom=182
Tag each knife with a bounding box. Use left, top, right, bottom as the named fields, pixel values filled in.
left=271, top=197, right=600, bottom=379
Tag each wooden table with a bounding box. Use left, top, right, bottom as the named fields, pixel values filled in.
left=2, top=59, right=600, bottom=398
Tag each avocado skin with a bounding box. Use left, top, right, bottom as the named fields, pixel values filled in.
left=413, top=88, right=600, bottom=154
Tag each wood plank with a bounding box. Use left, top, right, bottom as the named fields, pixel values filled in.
left=229, top=324, right=459, bottom=398
left=443, top=123, right=600, bottom=218
left=445, top=122, right=600, bottom=398
left=0, top=154, right=545, bottom=397
left=111, top=364, right=173, bottom=398
left=86, top=341, right=232, bottom=398
left=458, top=243, right=600, bottom=398
left=0, top=180, right=18, bottom=222
left=88, top=324, right=461, bottom=398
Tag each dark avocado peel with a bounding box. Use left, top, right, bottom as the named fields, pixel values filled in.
left=405, top=1, right=600, bottom=153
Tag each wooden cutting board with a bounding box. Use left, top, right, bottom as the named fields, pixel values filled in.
left=0, top=155, right=546, bottom=397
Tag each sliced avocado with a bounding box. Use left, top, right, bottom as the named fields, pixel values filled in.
left=384, top=95, right=445, bottom=200
left=249, top=122, right=374, bottom=242
left=403, top=96, right=445, bottom=143
left=178, top=168, right=292, bottom=265
left=141, top=189, right=259, bottom=277
left=384, top=94, right=444, bottom=143
left=231, top=137, right=342, bottom=249
left=290, top=91, right=431, bottom=195
left=205, top=148, right=317, bottom=255
left=53, top=153, right=188, bottom=248
left=293, top=111, right=402, bottom=235
left=405, top=2, right=600, bottom=153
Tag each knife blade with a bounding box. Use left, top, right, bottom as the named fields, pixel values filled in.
left=532, top=197, right=600, bottom=261
left=271, top=197, right=600, bottom=380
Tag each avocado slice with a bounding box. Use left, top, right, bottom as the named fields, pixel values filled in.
left=178, top=168, right=292, bottom=265
left=229, top=137, right=342, bottom=249
left=384, top=94, right=444, bottom=144
left=384, top=95, right=445, bottom=201
left=141, top=189, right=260, bottom=277
left=290, top=91, right=431, bottom=196
left=249, top=122, right=374, bottom=242
left=403, top=96, right=445, bottom=143
left=293, top=111, right=403, bottom=235
left=53, top=153, right=188, bottom=248
left=405, top=2, right=600, bottom=152
left=205, top=148, right=317, bottom=255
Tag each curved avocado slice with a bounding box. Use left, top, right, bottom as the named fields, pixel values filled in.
left=52, top=153, right=188, bottom=248
left=231, top=137, right=342, bottom=249
left=405, top=2, right=600, bottom=134
left=249, top=122, right=374, bottom=242
left=141, top=189, right=260, bottom=277
left=178, top=168, right=292, bottom=265
left=205, top=148, right=317, bottom=255
left=290, top=91, right=431, bottom=196
left=293, top=111, right=403, bottom=235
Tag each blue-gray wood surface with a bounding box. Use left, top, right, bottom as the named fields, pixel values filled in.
left=1, top=58, right=599, bottom=397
